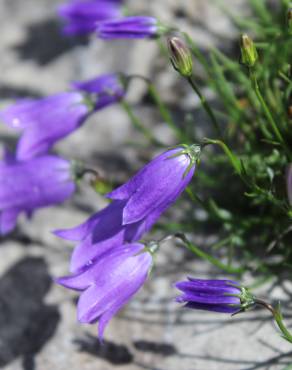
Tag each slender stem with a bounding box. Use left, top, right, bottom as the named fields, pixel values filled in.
left=187, top=76, right=222, bottom=138
left=147, top=83, right=189, bottom=142
left=120, top=100, right=162, bottom=146
left=204, top=138, right=246, bottom=182
left=255, top=299, right=292, bottom=344
left=249, top=70, right=291, bottom=160
left=175, top=233, right=243, bottom=274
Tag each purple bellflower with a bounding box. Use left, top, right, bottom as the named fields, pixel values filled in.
left=175, top=278, right=255, bottom=314
left=54, top=199, right=157, bottom=273
left=54, top=145, right=200, bottom=273
left=0, top=153, right=76, bottom=235
left=0, top=74, right=125, bottom=160
left=96, top=16, right=161, bottom=39
left=58, top=0, right=123, bottom=36
left=56, top=242, right=152, bottom=340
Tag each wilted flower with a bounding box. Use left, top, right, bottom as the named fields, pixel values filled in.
left=0, top=74, right=125, bottom=160
left=175, top=278, right=254, bottom=313
left=56, top=242, right=152, bottom=340
left=168, top=37, right=193, bottom=77
left=96, top=16, right=160, bottom=39
left=0, top=153, right=76, bottom=235
left=55, top=145, right=200, bottom=272
left=58, top=0, right=123, bottom=36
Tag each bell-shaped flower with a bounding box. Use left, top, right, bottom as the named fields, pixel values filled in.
left=175, top=278, right=255, bottom=314
left=0, top=153, right=76, bottom=235
left=58, top=0, right=123, bottom=36
left=96, top=16, right=161, bottom=39
left=54, top=145, right=200, bottom=273
left=54, top=199, right=159, bottom=273
left=107, top=145, right=200, bottom=224
left=56, top=242, right=152, bottom=340
left=0, top=74, right=125, bottom=160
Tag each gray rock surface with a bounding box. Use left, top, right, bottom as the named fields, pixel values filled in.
left=0, top=0, right=291, bottom=369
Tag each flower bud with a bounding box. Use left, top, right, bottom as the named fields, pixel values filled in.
left=168, top=37, right=193, bottom=77
left=240, top=34, right=258, bottom=67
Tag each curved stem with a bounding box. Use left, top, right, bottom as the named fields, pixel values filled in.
left=120, top=100, right=162, bottom=146
left=255, top=299, right=292, bottom=344
left=175, top=233, right=244, bottom=274
left=187, top=76, right=222, bottom=138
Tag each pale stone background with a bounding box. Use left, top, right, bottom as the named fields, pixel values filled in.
left=0, top=0, right=291, bottom=369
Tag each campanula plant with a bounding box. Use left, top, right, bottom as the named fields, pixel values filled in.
left=56, top=242, right=152, bottom=340
left=0, top=74, right=125, bottom=160
left=58, top=0, right=124, bottom=35
left=0, top=153, right=76, bottom=234
left=54, top=145, right=200, bottom=273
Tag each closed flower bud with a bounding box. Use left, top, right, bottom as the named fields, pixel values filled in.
left=168, top=37, right=193, bottom=77
left=240, top=34, right=258, bottom=67
left=175, top=278, right=255, bottom=314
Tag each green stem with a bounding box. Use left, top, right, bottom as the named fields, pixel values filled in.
left=255, top=300, right=292, bottom=344
left=175, top=233, right=243, bottom=274
left=204, top=138, right=245, bottom=182
left=187, top=76, right=222, bottom=138
left=120, top=100, right=161, bottom=146
left=147, top=83, right=188, bottom=142
left=249, top=70, right=291, bottom=160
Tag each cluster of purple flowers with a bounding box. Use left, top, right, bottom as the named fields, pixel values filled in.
left=58, top=0, right=162, bottom=39
left=55, top=145, right=200, bottom=338
left=0, top=73, right=126, bottom=234
left=0, top=0, right=260, bottom=342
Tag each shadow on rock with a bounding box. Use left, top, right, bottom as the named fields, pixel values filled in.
left=0, top=257, right=60, bottom=369
left=13, top=18, right=89, bottom=65
left=0, top=85, right=43, bottom=100
left=133, top=340, right=177, bottom=356
left=74, top=333, right=134, bottom=365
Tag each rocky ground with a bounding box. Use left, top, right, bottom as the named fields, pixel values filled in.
left=0, top=0, right=291, bottom=369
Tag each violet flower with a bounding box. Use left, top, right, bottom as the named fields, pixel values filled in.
left=0, top=154, right=76, bottom=235
left=96, top=16, right=160, bottom=39
left=107, top=145, right=200, bottom=224
left=56, top=242, right=152, bottom=339
left=0, top=74, right=125, bottom=160
left=58, top=0, right=123, bottom=36
left=175, top=278, right=254, bottom=314
left=54, top=145, right=200, bottom=273
left=54, top=199, right=157, bottom=273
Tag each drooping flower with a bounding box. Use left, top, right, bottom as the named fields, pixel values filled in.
left=175, top=278, right=255, bottom=314
left=0, top=153, right=76, bottom=235
left=56, top=242, right=152, bottom=339
left=58, top=0, right=123, bottom=36
left=0, top=74, right=126, bottom=160
left=72, top=73, right=126, bottom=109
left=107, top=145, right=200, bottom=224
left=54, top=145, right=200, bottom=272
left=96, top=16, right=161, bottom=39
left=286, top=164, right=292, bottom=206
left=54, top=199, right=157, bottom=273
